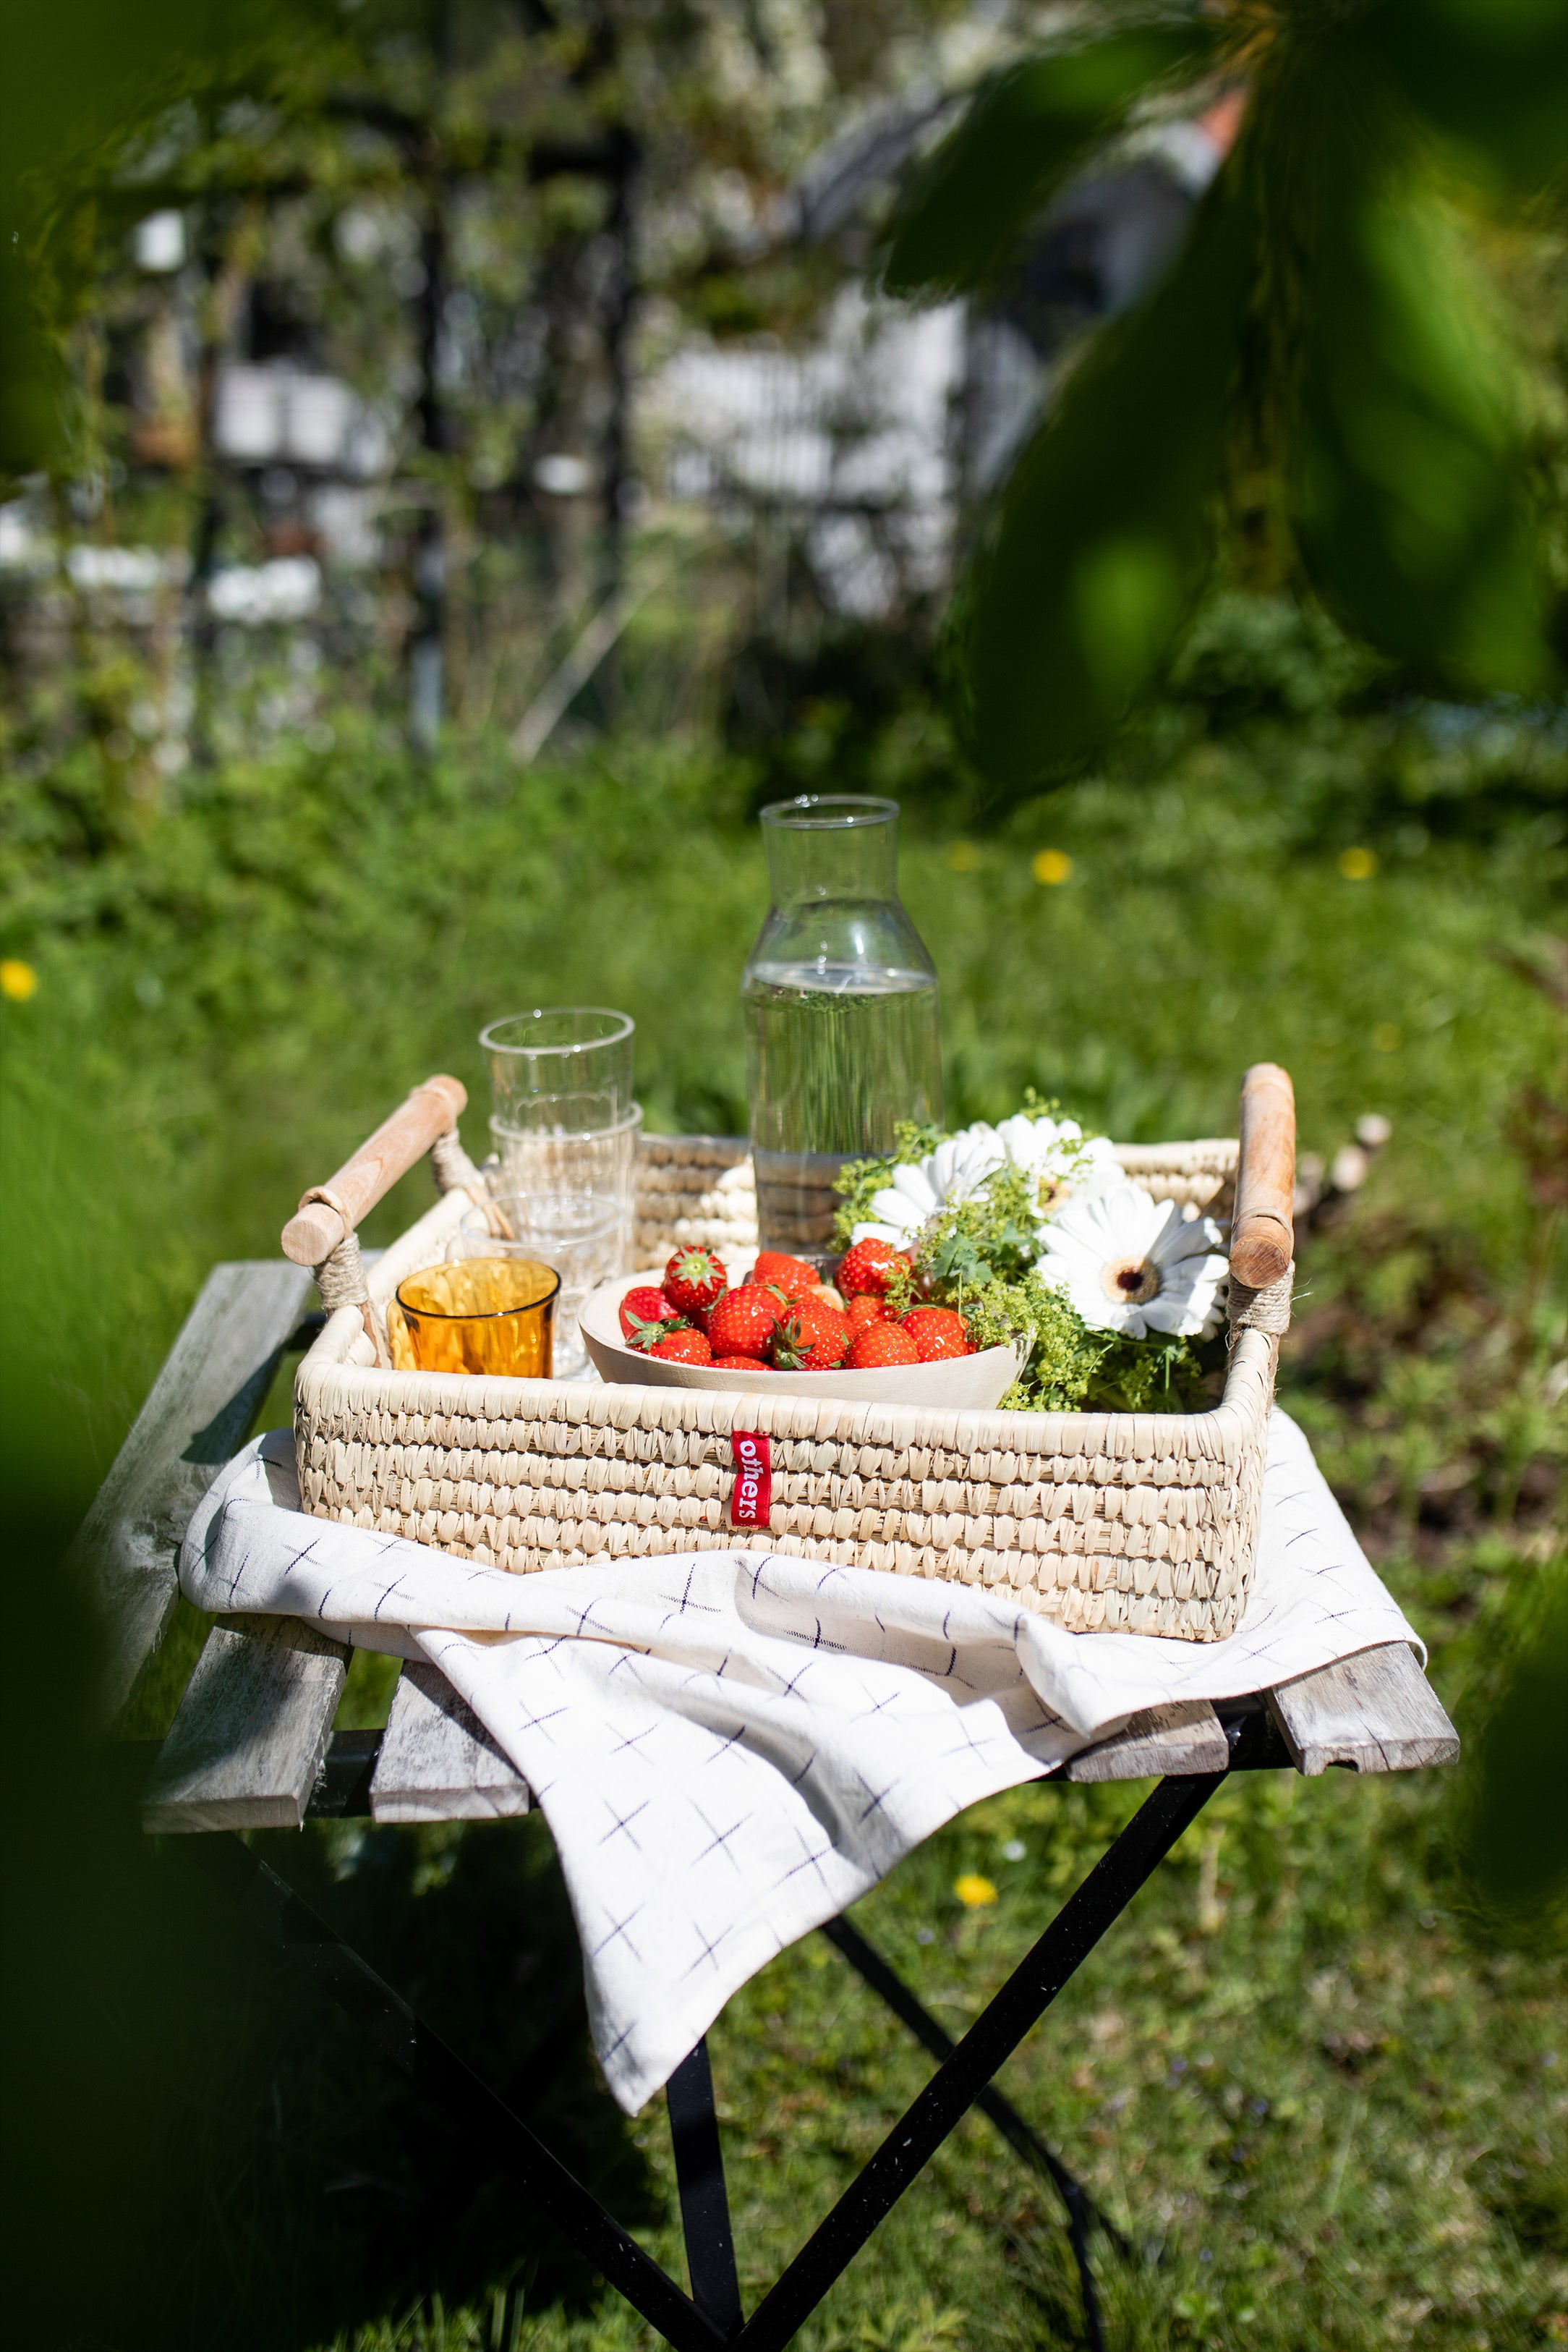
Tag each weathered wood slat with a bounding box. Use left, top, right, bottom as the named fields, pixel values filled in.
left=1266, top=1643, right=1459, bottom=1775
left=370, top=1662, right=531, bottom=1823
left=72, top=1260, right=318, bottom=1722
left=1064, top=1699, right=1229, bottom=1782
left=140, top=1616, right=349, bottom=1832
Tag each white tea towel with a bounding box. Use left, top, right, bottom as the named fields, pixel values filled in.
left=182, top=1411, right=1415, bottom=2114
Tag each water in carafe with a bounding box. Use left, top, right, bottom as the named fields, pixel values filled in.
left=742, top=797, right=942, bottom=1256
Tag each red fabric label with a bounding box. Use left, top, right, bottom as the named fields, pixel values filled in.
left=728, top=1430, right=772, bottom=1530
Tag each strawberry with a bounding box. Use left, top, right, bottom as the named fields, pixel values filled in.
left=626, top=1312, right=689, bottom=1353
left=752, top=1250, right=820, bottom=1302
left=770, top=1294, right=850, bottom=1371
left=662, top=1247, right=728, bottom=1320
left=845, top=1320, right=920, bottom=1369
left=900, top=1307, right=973, bottom=1362
left=713, top=1353, right=768, bottom=1370
left=619, top=1285, right=676, bottom=1342
left=846, top=1293, right=890, bottom=1334
left=706, top=1283, right=785, bottom=1361
left=837, top=1237, right=910, bottom=1298
left=647, top=1327, right=712, bottom=1364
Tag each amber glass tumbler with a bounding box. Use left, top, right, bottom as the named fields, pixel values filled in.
left=394, top=1257, right=559, bottom=1377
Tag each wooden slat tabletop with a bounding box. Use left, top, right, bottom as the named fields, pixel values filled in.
left=140, top=1616, right=349, bottom=1833
left=86, top=1261, right=1457, bottom=1833
left=1268, top=1644, right=1460, bottom=1774
left=371, top=1662, right=532, bottom=1823
left=74, top=1260, right=317, bottom=1720
left=1062, top=1699, right=1229, bottom=1781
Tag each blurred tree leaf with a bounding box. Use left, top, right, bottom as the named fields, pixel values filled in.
left=0, top=0, right=233, bottom=184
left=0, top=247, right=57, bottom=479
left=0, top=0, right=294, bottom=478
left=949, top=179, right=1255, bottom=785
left=1462, top=1584, right=1568, bottom=1924
left=1292, top=165, right=1556, bottom=694
left=1363, top=0, right=1568, bottom=192
left=882, top=22, right=1217, bottom=300
left=904, top=0, right=1565, bottom=793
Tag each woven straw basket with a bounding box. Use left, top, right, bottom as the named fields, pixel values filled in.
left=286, top=1069, right=1296, bottom=1643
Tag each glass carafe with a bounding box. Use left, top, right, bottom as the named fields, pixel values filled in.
left=743, top=794, right=942, bottom=1256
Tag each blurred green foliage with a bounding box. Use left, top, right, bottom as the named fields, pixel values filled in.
left=0, top=0, right=289, bottom=475
left=1464, top=1589, right=1568, bottom=1917
left=882, top=24, right=1217, bottom=298
left=885, top=0, right=1568, bottom=791
left=947, top=182, right=1255, bottom=798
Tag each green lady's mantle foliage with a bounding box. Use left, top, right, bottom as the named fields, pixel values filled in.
left=834, top=1122, right=1219, bottom=1414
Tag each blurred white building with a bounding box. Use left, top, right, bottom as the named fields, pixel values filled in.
left=646, top=292, right=963, bottom=617
left=641, top=98, right=1238, bottom=621
left=211, top=367, right=391, bottom=477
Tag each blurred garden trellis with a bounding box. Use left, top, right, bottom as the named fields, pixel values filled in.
left=15, top=0, right=1560, bottom=805
left=1, top=0, right=1036, bottom=787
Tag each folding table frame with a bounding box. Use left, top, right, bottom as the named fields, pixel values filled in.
left=86, top=1264, right=1459, bottom=2351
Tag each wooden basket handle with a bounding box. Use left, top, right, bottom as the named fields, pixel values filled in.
left=282, top=1075, right=467, bottom=1267
left=1230, top=1062, right=1295, bottom=1288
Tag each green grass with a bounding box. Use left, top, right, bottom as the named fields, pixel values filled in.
left=1, top=616, right=1564, bottom=2351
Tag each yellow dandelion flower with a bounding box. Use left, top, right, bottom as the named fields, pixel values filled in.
left=1373, top=1022, right=1402, bottom=1053
left=1338, top=846, right=1378, bottom=880
left=1032, top=849, right=1073, bottom=886
left=1, top=959, right=38, bottom=1001
left=954, top=1872, right=997, bottom=1909
left=946, top=841, right=981, bottom=873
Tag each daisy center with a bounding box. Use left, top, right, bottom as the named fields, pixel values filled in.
left=1102, top=1256, right=1162, bottom=1307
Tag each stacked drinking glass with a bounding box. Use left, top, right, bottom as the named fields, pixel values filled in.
left=448, top=1008, right=640, bottom=1377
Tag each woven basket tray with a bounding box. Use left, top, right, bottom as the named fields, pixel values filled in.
left=288, top=1071, right=1297, bottom=1642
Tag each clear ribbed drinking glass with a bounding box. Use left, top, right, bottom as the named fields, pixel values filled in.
left=479, top=1008, right=639, bottom=1368
left=482, top=1006, right=634, bottom=1134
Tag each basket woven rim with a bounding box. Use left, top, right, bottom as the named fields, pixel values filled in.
left=299, top=1310, right=1275, bottom=1464
left=296, top=1129, right=1273, bottom=1464
left=636, top=1132, right=1240, bottom=1173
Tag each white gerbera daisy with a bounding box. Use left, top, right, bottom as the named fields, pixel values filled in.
left=848, top=1111, right=1122, bottom=1252
left=1036, top=1181, right=1229, bottom=1338
left=849, top=1127, right=1003, bottom=1249
left=989, top=1111, right=1121, bottom=1218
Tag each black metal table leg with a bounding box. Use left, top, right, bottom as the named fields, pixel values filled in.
left=729, top=1770, right=1223, bottom=2352
left=819, top=1914, right=1122, bottom=2352
left=185, top=1833, right=728, bottom=2352
left=668, top=2039, right=744, bottom=2340
left=176, top=1768, right=1224, bottom=2352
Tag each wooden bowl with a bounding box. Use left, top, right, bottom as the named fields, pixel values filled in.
left=580, top=1264, right=1022, bottom=1409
